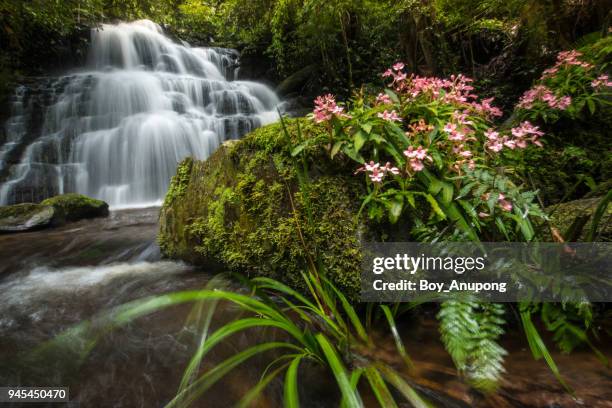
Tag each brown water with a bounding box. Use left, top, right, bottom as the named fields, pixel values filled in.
left=0, top=208, right=609, bottom=407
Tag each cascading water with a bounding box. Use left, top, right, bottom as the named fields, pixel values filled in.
left=0, top=20, right=280, bottom=207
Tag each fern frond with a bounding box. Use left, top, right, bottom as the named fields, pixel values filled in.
left=438, top=300, right=507, bottom=392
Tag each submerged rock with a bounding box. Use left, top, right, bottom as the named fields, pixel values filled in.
left=0, top=203, right=55, bottom=232
left=159, top=119, right=369, bottom=298
left=0, top=194, right=109, bottom=233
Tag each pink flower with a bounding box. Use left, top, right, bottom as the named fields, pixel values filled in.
left=404, top=146, right=431, bottom=161
left=478, top=211, right=489, bottom=218
left=452, top=110, right=473, bottom=125
left=409, top=158, right=425, bottom=172
left=556, top=96, right=572, bottom=110
left=499, top=198, right=513, bottom=212
left=378, top=110, right=402, bottom=122
left=375, top=93, right=392, bottom=105
left=365, top=161, right=380, bottom=172
left=313, top=94, right=351, bottom=123
left=448, top=130, right=466, bottom=142
left=443, top=123, right=457, bottom=133
left=486, top=141, right=504, bottom=153
left=369, top=168, right=384, bottom=183
left=591, top=74, right=612, bottom=89
left=472, top=97, right=503, bottom=117
left=485, top=129, right=500, bottom=141
left=516, top=84, right=572, bottom=111
left=459, top=150, right=473, bottom=158
left=384, top=162, right=400, bottom=175
left=393, top=62, right=405, bottom=71
left=503, top=137, right=516, bottom=149
left=355, top=161, right=400, bottom=183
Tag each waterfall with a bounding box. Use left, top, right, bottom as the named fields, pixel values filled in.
left=0, top=20, right=280, bottom=208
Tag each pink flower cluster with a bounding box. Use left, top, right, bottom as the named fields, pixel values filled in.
left=313, top=94, right=351, bottom=123
left=382, top=64, right=503, bottom=118
left=375, top=93, right=392, bottom=105
left=403, top=145, right=432, bottom=172
left=472, top=97, right=503, bottom=118
left=541, top=50, right=593, bottom=79
left=407, top=119, right=434, bottom=135
left=481, top=192, right=513, bottom=213
left=382, top=62, right=408, bottom=86
left=591, top=74, right=612, bottom=89
left=485, top=121, right=544, bottom=152
left=355, top=161, right=400, bottom=183
left=378, top=110, right=402, bottom=122
left=517, top=85, right=572, bottom=110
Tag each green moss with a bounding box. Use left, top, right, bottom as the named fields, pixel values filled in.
left=0, top=203, right=41, bottom=219
left=159, top=119, right=366, bottom=298
left=163, top=157, right=194, bottom=207
left=546, top=197, right=612, bottom=240
left=41, top=193, right=109, bottom=221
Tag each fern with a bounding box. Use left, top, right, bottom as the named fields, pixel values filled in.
left=438, top=300, right=507, bottom=392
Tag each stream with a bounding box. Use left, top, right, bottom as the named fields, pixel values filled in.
left=0, top=208, right=610, bottom=407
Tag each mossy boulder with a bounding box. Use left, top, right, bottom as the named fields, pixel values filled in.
left=159, top=119, right=370, bottom=298
left=0, top=193, right=109, bottom=233
left=40, top=193, right=109, bottom=222
left=546, top=196, right=612, bottom=241
left=0, top=203, right=55, bottom=232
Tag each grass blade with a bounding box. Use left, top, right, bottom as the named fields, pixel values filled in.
left=364, top=366, right=398, bottom=408
left=284, top=355, right=305, bottom=408
left=377, top=364, right=430, bottom=408
left=520, top=310, right=574, bottom=395
left=315, top=334, right=363, bottom=408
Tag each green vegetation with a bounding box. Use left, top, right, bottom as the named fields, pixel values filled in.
left=41, top=193, right=109, bottom=222
left=0, top=193, right=108, bottom=232
left=159, top=122, right=366, bottom=298
left=5, top=0, right=608, bottom=406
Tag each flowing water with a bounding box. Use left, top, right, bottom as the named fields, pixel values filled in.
left=0, top=20, right=280, bottom=208
left=0, top=209, right=610, bottom=407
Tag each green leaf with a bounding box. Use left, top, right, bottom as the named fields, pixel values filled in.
left=520, top=310, right=574, bottom=395
left=342, top=145, right=365, bottom=163
left=316, top=334, right=363, bottom=408
left=388, top=197, right=404, bottom=224
left=331, top=141, right=344, bottom=158
left=380, top=305, right=412, bottom=366
left=586, top=98, right=596, bottom=115
left=237, top=363, right=288, bottom=408
left=326, top=280, right=369, bottom=343
left=167, top=342, right=297, bottom=408
left=364, top=367, right=398, bottom=408
left=586, top=189, right=612, bottom=241
left=284, top=355, right=304, bottom=408
left=354, top=130, right=367, bottom=152
left=377, top=364, right=430, bottom=408
left=384, top=89, right=400, bottom=104
left=291, top=141, right=308, bottom=157
left=361, top=123, right=373, bottom=134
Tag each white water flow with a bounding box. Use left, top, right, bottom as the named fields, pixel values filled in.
left=0, top=20, right=280, bottom=207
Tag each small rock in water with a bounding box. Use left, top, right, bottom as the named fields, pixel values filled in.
left=0, top=194, right=109, bottom=233
left=0, top=203, right=55, bottom=232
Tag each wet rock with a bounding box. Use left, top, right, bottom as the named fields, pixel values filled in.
left=0, top=203, right=55, bottom=232
left=546, top=197, right=612, bottom=241
left=158, top=119, right=370, bottom=298
left=40, top=193, right=109, bottom=222
left=0, top=193, right=109, bottom=233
